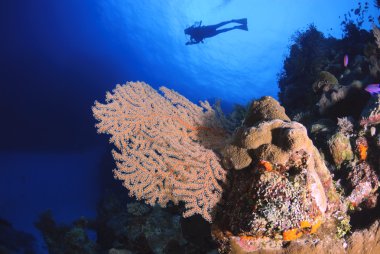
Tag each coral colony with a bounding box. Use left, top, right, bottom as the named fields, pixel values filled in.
left=92, top=82, right=230, bottom=222
left=82, top=11, right=380, bottom=254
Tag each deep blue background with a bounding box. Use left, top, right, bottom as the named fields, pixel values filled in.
left=0, top=0, right=378, bottom=252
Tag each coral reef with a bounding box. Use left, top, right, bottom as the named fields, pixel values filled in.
left=278, top=25, right=336, bottom=114
left=35, top=211, right=96, bottom=254
left=0, top=218, right=36, bottom=254
left=212, top=96, right=342, bottom=253
left=86, top=15, right=380, bottom=254
left=36, top=191, right=218, bottom=254
left=211, top=93, right=380, bottom=253
left=271, top=15, right=380, bottom=254
left=90, top=88, right=380, bottom=253
left=279, top=22, right=377, bottom=120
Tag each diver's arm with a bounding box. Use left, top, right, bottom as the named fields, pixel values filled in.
left=185, top=36, right=199, bottom=45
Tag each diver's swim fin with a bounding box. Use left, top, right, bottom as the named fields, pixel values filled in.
left=235, top=23, right=248, bottom=31
left=234, top=18, right=247, bottom=25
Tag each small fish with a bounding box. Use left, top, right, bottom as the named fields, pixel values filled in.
left=343, top=54, right=349, bottom=67
left=365, top=84, right=380, bottom=95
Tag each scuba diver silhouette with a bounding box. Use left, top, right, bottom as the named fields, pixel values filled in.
left=184, top=18, right=248, bottom=45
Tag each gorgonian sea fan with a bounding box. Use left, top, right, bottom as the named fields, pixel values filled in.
left=92, top=81, right=230, bottom=222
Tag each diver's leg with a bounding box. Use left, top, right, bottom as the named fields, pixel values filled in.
left=231, top=18, right=247, bottom=25
left=210, top=20, right=236, bottom=29
left=202, top=20, right=248, bottom=39
left=214, top=24, right=248, bottom=35
left=214, top=27, right=237, bottom=35
left=209, top=18, right=247, bottom=30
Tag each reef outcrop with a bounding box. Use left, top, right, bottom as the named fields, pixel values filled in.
left=278, top=23, right=378, bottom=121
left=271, top=17, right=380, bottom=254
left=213, top=96, right=341, bottom=254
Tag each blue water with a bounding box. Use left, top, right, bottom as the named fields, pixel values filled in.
left=0, top=0, right=378, bottom=252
